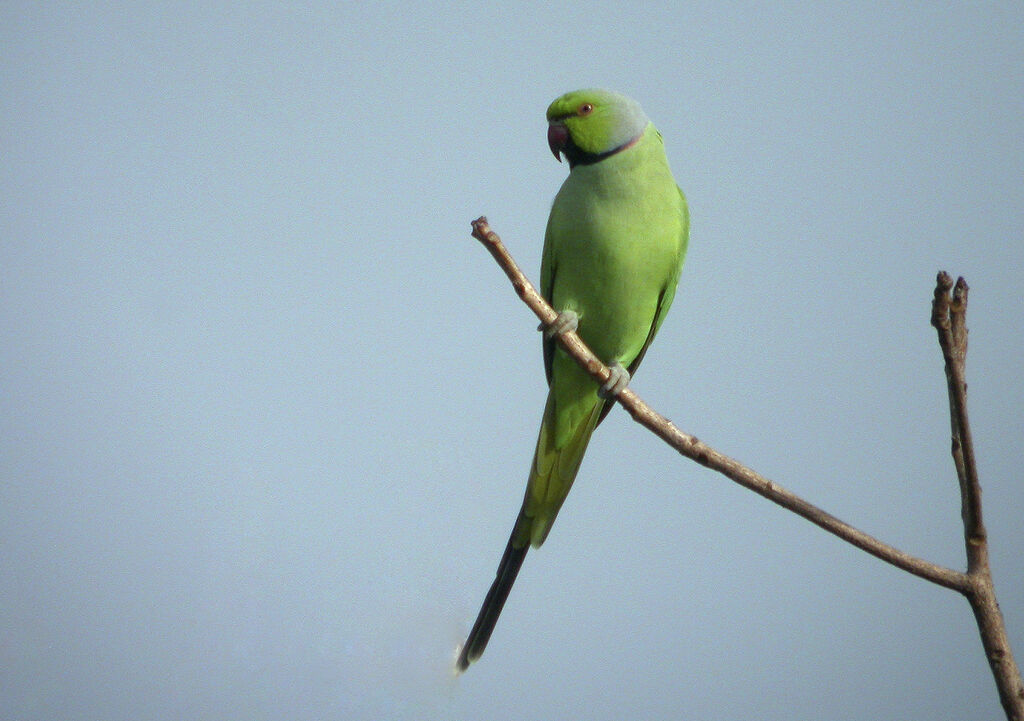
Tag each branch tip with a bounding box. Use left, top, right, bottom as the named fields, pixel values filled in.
left=471, top=217, right=497, bottom=246
left=932, top=271, right=955, bottom=331
left=952, top=276, right=969, bottom=311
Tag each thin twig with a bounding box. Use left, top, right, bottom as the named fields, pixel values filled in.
left=932, top=274, right=986, bottom=559
left=470, top=216, right=965, bottom=591
left=932, top=272, right=1023, bottom=720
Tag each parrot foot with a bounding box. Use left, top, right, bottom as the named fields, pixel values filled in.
left=539, top=310, right=579, bottom=339
left=598, top=361, right=631, bottom=398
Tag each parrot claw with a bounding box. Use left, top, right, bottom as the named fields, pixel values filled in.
left=540, top=310, right=579, bottom=339
left=598, top=361, right=631, bottom=399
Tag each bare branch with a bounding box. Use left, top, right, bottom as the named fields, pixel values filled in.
left=469, top=217, right=966, bottom=591
left=932, top=273, right=985, bottom=559
left=932, top=272, right=1024, bottom=720
left=471, top=217, right=1023, bottom=717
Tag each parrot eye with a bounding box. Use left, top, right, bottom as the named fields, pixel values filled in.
left=578, top=103, right=594, bottom=116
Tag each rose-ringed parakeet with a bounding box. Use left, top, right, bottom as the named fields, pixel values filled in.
left=457, top=89, right=689, bottom=671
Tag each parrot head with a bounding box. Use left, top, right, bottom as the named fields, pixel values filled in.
left=546, top=89, right=649, bottom=168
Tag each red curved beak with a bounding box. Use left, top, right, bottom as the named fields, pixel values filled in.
left=547, top=123, right=568, bottom=162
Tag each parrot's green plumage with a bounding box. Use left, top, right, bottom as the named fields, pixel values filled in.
left=457, top=89, right=689, bottom=671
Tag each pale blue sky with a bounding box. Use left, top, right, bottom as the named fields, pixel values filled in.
left=2, top=3, right=1022, bottom=720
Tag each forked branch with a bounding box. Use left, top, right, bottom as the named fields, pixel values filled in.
left=470, top=217, right=1022, bottom=719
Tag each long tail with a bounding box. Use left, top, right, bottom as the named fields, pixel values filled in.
left=457, top=392, right=604, bottom=671
left=455, top=519, right=529, bottom=672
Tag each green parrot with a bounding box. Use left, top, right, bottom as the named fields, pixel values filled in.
left=456, top=89, right=688, bottom=671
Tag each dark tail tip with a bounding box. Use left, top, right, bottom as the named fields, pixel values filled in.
left=456, top=538, right=529, bottom=672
